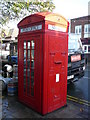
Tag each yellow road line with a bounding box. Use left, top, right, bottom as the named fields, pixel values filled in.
left=79, top=99, right=90, bottom=104
left=67, top=95, right=90, bottom=107
left=67, top=95, right=90, bottom=104
left=67, top=95, right=78, bottom=100
left=67, top=97, right=90, bottom=106
left=67, top=97, right=79, bottom=103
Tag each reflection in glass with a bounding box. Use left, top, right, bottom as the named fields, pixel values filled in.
left=31, top=50, right=34, bottom=59
left=27, top=69, right=30, bottom=77
left=24, top=75, right=26, bottom=80
left=31, top=40, right=35, bottom=49
left=31, top=69, right=34, bottom=77
left=28, top=50, right=30, bottom=58
left=28, top=41, right=30, bottom=49
left=24, top=69, right=26, bottom=75
left=31, top=78, right=34, bottom=86
left=27, top=77, right=30, bottom=85
left=31, top=60, right=34, bottom=68
left=27, top=59, right=30, bottom=68
left=24, top=73, right=26, bottom=93
left=31, top=78, right=34, bottom=96
left=24, top=41, right=26, bottom=49
left=24, top=50, right=26, bottom=58
left=23, top=40, right=35, bottom=96
left=27, top=77, right=30, bottom=95
left=24, top=59, right=26, bottom=68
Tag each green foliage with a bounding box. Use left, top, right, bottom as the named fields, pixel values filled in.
left=0, top=0, right=55, bottom=27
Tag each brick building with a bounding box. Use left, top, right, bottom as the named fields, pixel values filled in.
left=70, top=15, right=90, bottom=39
left=70, top=15, right=90, bottom=54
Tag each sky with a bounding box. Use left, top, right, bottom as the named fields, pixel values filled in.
left=4, top=0, right=90, bottom=29
left=53, top=0, right=89, bottom=20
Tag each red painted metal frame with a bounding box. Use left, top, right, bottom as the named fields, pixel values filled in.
left=18, top=12, right=69, bottom=115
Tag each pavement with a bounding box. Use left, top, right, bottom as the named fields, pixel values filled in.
left=1, top=93, right=90, bottom=119
left=1, top=61, right=90, bottom=119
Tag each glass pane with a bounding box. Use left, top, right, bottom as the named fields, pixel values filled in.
left=89, top=28, right=90, bottom=33
left=24, top=69, right=26, bottom=77
left=84, top=46, right=87, bottom=50
left=27, top=69, right=30, bottom=77
left=31, top=78, right=34, bottom=96
left=27, top=78, right=30, bottom=95
left=24, top=50, right=26, bottom=58
left=31, top=60, right=34, bottom=68
left=24, top=41, right=26, bottom=49
left=31, top=50, right=34, bottom=59
left=24, top=41, right=26, bottom=94
left=27, top=59, right=30, bottom=68
left=31, top=40, right=35, bottom=49
left=24, top=75, right=26, bottom=80
left=31, top=69, right=34, bottom=78
left=28, top=50, right=30, bottom=59
left=28, top=41, right=30, bottom=49
left=31, top=78, right=34, bottom=86
left=24, top=59, right=26, bottom=68
left=31, top=87, right=34, bottom=96
left=88, top=46, right=90, bottom=52
left=24, top=69, right=26, bottom=93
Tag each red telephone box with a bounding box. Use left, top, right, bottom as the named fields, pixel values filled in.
left=18, top=12, right=69, bottom=115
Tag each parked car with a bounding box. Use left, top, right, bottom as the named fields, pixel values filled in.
left=67, top=34, right=85, bottom=83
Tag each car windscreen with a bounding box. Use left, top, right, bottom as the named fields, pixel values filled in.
left=68, top=39, right=80, bottom=52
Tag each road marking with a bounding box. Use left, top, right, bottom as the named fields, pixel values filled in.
left=67, top=95, right=90, bottom=104
left=67, top=95, right=90, bottom=107
left=67, top=97, right=89, bottom=106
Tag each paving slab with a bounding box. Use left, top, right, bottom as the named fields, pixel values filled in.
left=1, top=94, right=89, bottom=119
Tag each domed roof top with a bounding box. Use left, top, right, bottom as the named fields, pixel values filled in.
left=18, top=12, right=68, bottom=27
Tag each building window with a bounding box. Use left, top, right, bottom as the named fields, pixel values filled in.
left=84, top=24, right=90, bottom=33
left=88, top=24, right=90, bottom=33
left=75, top=25, right=82, bottom=34
left=88, top=46, right=90, bottom=52
left=75, top=29, right=78, bottom=34
left=83, top=45, right=90, bottom=53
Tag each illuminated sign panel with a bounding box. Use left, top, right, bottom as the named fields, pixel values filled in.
left=48, top=24, right=67, bottom=32
left=20, top=25, right=42, bottom=33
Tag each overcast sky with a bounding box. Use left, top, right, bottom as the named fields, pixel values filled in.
left=53, top=0, right=89, bottom=20
left=4, top=0, right=90, bottom=29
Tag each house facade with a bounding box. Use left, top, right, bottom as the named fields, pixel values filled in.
left=70, top=15, right=90, bottom=54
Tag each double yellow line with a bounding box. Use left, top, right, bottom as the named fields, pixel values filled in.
left=0, top=95, right=90, bottom=106
left=67, top=95, right=90, bottom=107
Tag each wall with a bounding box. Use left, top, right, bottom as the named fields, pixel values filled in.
left=70, top=15, right=90, bottom=38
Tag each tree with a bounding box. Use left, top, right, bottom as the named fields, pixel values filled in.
left=0, top=0, right=55, bottom=27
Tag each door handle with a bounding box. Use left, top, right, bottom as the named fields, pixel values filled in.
left=54, top=61, right=62, bottom=64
